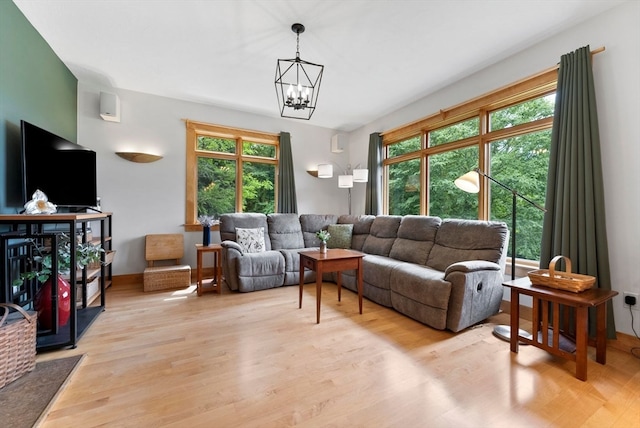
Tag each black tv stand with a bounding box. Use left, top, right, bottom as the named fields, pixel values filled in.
left=0, top=212, right=113, bottom=351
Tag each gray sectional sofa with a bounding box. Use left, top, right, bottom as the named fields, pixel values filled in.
left=219, top=213, right=509, bottom=332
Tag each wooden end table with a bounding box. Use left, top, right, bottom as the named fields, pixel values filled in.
left=195, top=243, right=222, bottom=296
left=504, top=277, right=617, bottom=381
left=298, top=249, right=364, bottom=324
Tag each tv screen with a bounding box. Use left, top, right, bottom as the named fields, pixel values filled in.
left=21, top=120, right=97, bottom=209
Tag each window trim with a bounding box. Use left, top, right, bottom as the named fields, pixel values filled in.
left=185, top=120, right=279, bottom=231
left=382, top=69, right=557, bottom=220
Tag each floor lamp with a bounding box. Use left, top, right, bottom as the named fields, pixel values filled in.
left=455, top=167, right=546, bottom=341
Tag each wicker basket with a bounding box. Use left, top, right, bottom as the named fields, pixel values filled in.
left=0, top=303, right=37, bottom=389
left=528, top=255, right=595, bottom=293
left=143, top=265, right=191, bottom=292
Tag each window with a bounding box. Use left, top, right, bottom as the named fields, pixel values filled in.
left=185, top=121, right=279, bottom=230
left=382, top=71, right=557, bottom=262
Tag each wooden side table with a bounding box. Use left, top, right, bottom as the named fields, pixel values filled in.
left=298, top=249, right=364, bottom=324
left=195, top=244, right=222, bottom=296
left=504, top=277, right=617, bottom=381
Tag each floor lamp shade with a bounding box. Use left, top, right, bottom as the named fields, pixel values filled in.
left=338, top=175, right=353, bottom=188
left=353, top=168, right=368, bottom=183
left=454, top=171, right=480, bottom=193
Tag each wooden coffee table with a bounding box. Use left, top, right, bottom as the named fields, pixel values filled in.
left=504, top=277, right=617, bottom=381
left=298, top=249, right=364, bottom=323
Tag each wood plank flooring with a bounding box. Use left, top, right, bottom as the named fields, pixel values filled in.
left=37, top=282, right=640, bottom=427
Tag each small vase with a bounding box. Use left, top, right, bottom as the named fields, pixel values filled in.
left=35, top=274, right=71, bottom=330
left=202, top=226, right=211, bottom=246
left=320, top=242, right=327, bottom=254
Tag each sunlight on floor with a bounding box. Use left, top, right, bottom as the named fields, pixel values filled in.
left=163, top=285, right=197, bottom=301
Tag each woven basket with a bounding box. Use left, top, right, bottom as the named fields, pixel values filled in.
left=0, top=303, right=37, bottom=389
left=528, top=255, right=595, bottom=293
left=143, top=265, right=191, bottom=292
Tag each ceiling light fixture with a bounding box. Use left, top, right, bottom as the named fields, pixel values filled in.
left=274, top=23, right=324, bottom=120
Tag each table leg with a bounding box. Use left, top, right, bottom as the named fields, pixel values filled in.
left=595, top=303, right=608, bottom=364
left=337, top=271, right=342, bottom=302
left=316, top=263, right=323, bottom=324
left=299, top=259, right=304, bottom=309
left=575, top=306, right=588, bottom=381
left=197, top=250, right=203, bottom=297
left=357, top=258, right=363, bottom=314
left=510, top=289, right=519, bottom=353
left=214, top=250, right=221, bottom=294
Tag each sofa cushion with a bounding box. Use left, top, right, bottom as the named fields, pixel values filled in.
left=299, top=214, right=340, bottom=247
left=220, top=213, right=271, bottom=251
left=389, top=215, right=441, bottom=264
left=327, top=224, right=353, bottom=249
left=426, top=219, right=508, bottom=272
left=267, top=213, right=304, bottom=249
left=338, top=215, right=375, bottom=250
left=362, top=215, right=402, bottom=256
left=236, top=227, right=266, bottom=253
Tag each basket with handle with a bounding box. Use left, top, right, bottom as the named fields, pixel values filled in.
left=528, top=255, right=595, bottom=293
left=0, top=303, right=38, bottom=388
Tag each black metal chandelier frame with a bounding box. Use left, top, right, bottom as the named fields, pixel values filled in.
left=274, top=23, right=324, bottom=120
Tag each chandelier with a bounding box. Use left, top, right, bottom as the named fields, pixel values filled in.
left=274, top=23, right=324, bottom=120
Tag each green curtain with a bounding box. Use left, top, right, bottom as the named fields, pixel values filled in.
left=541, top=46, right=615, bottom=338
left=365, top=132, right=382, bottom=215
left=277, top=132, right=298, bottom=213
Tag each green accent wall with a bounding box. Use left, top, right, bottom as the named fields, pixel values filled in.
left=0, top=1, right=77, bottom=213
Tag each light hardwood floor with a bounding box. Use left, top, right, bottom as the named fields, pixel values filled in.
left=38, top=282, right=639, bottom=427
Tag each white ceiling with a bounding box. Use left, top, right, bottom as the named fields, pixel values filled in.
left=13, top=0, right=624, bottom=132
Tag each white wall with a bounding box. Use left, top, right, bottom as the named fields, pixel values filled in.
left=78, top=83, right=349, bottom=275
left=347, top=1, right=640, bottom=336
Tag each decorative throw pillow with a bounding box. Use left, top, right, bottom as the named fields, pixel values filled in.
left=236, top=227, right=265, bottom=253
left=327, top=224, right=353, bottom=249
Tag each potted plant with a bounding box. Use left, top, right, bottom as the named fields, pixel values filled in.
left=14, top=233, right=104, bottom=329
left=316, top=230, right=331, bottom=254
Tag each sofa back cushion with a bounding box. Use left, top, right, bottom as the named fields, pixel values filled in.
left=219, top=213, right=272, bottom=251
left=267, top=213, right=304, bottom=249
left=337, top=215, right=375, bottom=251
left=299, top=214, right=340, bottom=247
left=362, top=216, right=402, bottom=256
left=389, top=215, right=441, bottom=264
left=426, top=219, right=508, bottom=271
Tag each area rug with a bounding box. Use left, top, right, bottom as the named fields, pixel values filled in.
left=0, top=354, right=84, bottom=428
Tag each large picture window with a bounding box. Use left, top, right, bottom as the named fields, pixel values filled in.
left=185, top=121, right=279, bottom=230
left=382, top=71, right=556, bottom=263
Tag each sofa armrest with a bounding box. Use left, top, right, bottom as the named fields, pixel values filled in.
left=221, top=240, right=244, bottom=254
left=220, top=240, right=243, bottom=291
left=444, top=260, right=500, bottom=277
left=444, top=264, right=504, bottom=332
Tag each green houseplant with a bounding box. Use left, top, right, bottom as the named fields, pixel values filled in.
left=316, top=230, right=330, bottom=254
left=14, top=233, right=104, bottom=329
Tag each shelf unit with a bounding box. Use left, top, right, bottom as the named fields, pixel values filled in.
left=0, top=212, right=113, bottom=351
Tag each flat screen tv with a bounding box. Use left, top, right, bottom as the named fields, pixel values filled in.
left=21, top=120, right=97, bottom=209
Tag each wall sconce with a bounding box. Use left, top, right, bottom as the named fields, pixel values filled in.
left=309, top=162, right=368, bottom=214
left=115, top=152, right=163, bottom=163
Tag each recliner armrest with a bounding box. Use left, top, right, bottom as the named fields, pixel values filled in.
left=445, top=260, right=501, bottom=277
left=221, top=240, right=243, bottom=253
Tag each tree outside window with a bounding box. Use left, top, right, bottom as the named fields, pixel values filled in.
left=185, top=121, right=279, bottom=230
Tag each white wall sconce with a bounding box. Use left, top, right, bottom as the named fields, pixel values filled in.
left=115, top=151, right=163, bottom=163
